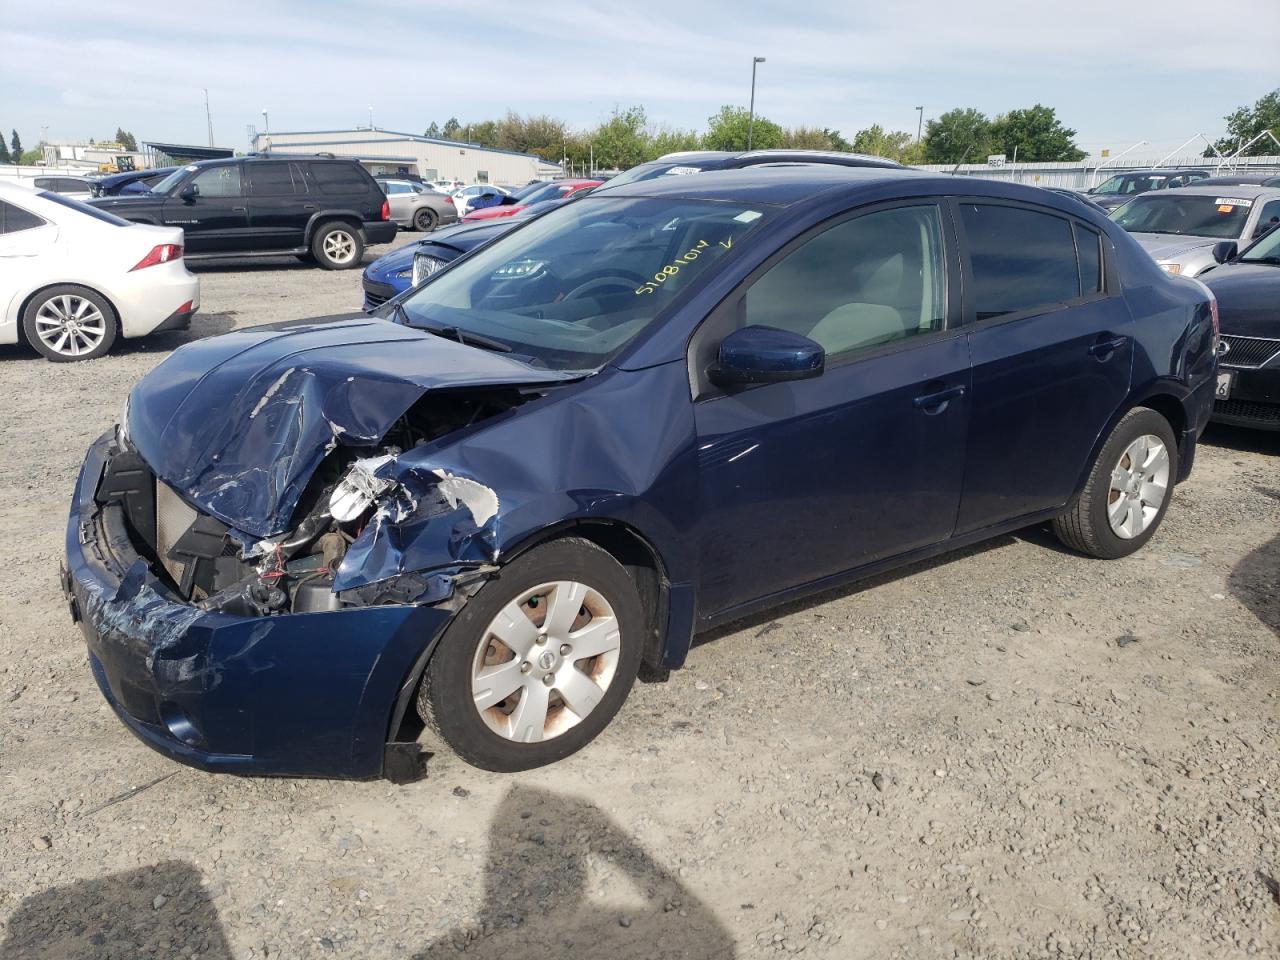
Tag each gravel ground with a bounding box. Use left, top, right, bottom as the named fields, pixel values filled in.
left=1, top=236, right=1277, bottom=959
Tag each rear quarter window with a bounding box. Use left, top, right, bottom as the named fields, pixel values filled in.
left=309, top=163, right=374, bottom=195
left=1, top=200, right=49, bottom=234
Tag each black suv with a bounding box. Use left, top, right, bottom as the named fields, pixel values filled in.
left=90, top=155, right=397, bottom=269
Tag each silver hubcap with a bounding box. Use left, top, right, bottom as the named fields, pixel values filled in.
left=470, top=580, right=621, bottom=743
left=1107, top=434, right=1170, bottom=539
left=34, top=295, right=106, bottom=357
left=322, top=230, right=356, bottom=264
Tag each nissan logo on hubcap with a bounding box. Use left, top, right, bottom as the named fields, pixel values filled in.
left=537, top=650, right=557, bottom=671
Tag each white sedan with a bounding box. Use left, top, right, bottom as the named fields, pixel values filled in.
left=0, top=182, right=200, bottom=362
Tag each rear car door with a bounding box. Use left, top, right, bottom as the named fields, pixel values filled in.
left=953, top=200, right=1133, bottom=533
left=162, top=162, right=248, bottom=253
left=245, top=160, right=308, bottom=249
left=0, top=200, right=57, bottom=325
left=690, top=202, right=971, bottom=617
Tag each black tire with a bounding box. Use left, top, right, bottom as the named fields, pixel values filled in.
left=22, top=285, right=118, bottom=362
left=417, top=537, right=644, bottom=771
left=1052, top=407, right=1178, bottom=559
left=412, top=207, right=438, bottom=232
left=310, top=221, right=365, bottom=270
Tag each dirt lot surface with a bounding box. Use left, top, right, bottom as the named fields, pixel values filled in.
left=1, top=236, right=1278, bottom=959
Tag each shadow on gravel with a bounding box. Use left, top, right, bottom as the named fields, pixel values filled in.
left=1200, top=422, right=1280, bottom=456
left=1229, top=530, right=1280, bottom=638
left=413, top=785, right=736, bottom=959
left=0, top=860, right=233, bottom=959
left=111, top=313, right=239, bottom=356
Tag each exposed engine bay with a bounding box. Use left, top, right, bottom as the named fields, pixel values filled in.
left=96, top=389, right=532, bottom=618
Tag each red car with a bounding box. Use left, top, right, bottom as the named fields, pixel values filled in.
left=462, top=179, right=602, bottom=222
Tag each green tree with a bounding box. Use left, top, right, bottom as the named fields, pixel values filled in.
left=702, top=105, right=783, bottom=151
left=850, top=124, right=918, bottom=161
left=646, top=126, right=701, bottom=160
left=0, top=134, right=10, bottom=164
left=424, top=121, right=441, bottom=138
left=19, top=148, right=43, bottom=165
left=824, top=128, right=853, bottom=152
left=988, top=104, right=1084, bottom=162
left=442, top=117, right=462, bottom=140
left=591, top=106, right=650, bottom=170
left=496, top=112, right=567, bottom=160
left=922, top=108, right=992, bottom=164
left=466, top=120, right=500, bottom=148
left=10, top=129, right=22, bottom=159
left=782, top=126, right=837, bottom=150
left=115, top=128, right=138, bottom=151
left=1207, top=88, right=1280, bottom=157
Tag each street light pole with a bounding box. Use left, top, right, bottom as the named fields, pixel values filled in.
left=368, top=105, right=374, bottom=130
left=204, top=88, right=214, bottom=148
left=915, top=106, right=924, bottom=143
left=747, top=56, right=766, bottom=151
left=261, top=109, right=269, bottom=151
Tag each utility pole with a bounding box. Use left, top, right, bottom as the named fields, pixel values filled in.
left=915, top=106, right=924, bottom=143
left=368, top=105, right=374, bottom=130
left=748, top=56, right=766, bottom=151
left=589, top=142, right=593, bottom=177
left=261, top=110, right=269, bottom=153
left=203, top=88, right=214, bottom=148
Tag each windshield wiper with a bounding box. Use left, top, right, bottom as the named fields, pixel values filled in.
left=412, top=314, right=513, bottom=353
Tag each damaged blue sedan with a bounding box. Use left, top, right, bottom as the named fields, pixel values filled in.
left=64, top=167, right=1218, bottom=776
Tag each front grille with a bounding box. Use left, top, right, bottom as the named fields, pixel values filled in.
left=155, top=480, right=198, bottom=585
left=362, top=277, right=396, bottom=308
left=1220, top=335, right=1280, bottom=369
left=1213, top=398, right=1280, bottom=425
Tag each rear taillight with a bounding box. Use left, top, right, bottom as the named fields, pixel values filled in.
left=444, top=195, right=455, bottom=206
left=380, top=199, right=390, bottom=221
left=130, top=244, right=183, bottom=271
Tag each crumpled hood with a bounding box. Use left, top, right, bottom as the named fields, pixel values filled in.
left=125, top=316, right=571, bottom=538
left=1129, top=233, right=1217, bottom=261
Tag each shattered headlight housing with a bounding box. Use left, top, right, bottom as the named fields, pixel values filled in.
left=117, top=392, right=131, bottom=446
left=329, top=455, right=396, bottom=522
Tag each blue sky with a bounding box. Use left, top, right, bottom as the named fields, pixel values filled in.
left=4, top=0, right=1277, bottom=162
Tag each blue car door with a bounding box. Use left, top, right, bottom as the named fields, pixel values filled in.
left=689, top=202, right=971, bottom=619
left=951, top=200, right=1133, bottom=533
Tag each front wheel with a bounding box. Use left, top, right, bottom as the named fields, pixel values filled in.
left=22, top=285, right=118, bottom=362
left=1052, top=407, right=1177, bottom=559
left=417, top=538, right=644, bottom=771
left=311, top=222, right=365, bottom=269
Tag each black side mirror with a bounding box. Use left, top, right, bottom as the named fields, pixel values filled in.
left=1211, top=241, right=1238, bottom=264
left=179, top=183, right=199, bottom=202
left=710, top=326, right=825, bottom=387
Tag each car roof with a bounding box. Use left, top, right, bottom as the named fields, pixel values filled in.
left=653, top=148, right=903, bottom=170
left=1125, top=184, right=1280, bottom=199
left=591, top=164, right=1102, bottom=215
left=1192, top=175, right=1280, bottom=186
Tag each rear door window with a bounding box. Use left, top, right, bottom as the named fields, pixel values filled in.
left=959, top=203, right=1081, bottom=320
left=310, top=163, right=371, bottom=194
left=248, top=162, right=302, bottom=196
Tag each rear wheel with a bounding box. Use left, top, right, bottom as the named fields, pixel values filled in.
left=412, top=208, right=438, bottom=232
left=311, top=221, right=364, bottom=269
left=1052, top=407, right=1177, bottom=559
left=416, top=538, right=644, bottom=771
left=22, top=285, right=118, bottom=362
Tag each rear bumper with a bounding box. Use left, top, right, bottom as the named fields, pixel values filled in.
left=363, top=221, right=398, bottom=245
left=117, top=267, right=201, bottom=339
left=64, top=432, right=453, bottom=779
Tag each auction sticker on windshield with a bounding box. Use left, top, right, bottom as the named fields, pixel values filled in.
left=1214, top=198, right=1253, bottom=208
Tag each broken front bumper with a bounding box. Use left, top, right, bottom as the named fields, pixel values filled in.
left=63, top=431, right=454, bottom=780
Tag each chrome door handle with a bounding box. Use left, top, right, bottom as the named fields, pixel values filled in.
left=913, top=384, right=965, bottom=411
left=1088, top=335, right=1127, bottom=357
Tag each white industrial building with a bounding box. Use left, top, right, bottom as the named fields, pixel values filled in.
left=254, top=128, right=562, bottom=185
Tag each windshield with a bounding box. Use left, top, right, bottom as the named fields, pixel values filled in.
left=396, top=196, right=771, bottom=372
left=150, top=165, right=197, bottom=195
left=1110, top=195, right=1251, bottom=239
left=1093, top=173, right=1169, bottom=195
left=1240, top=223, right=1280, bottom=263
